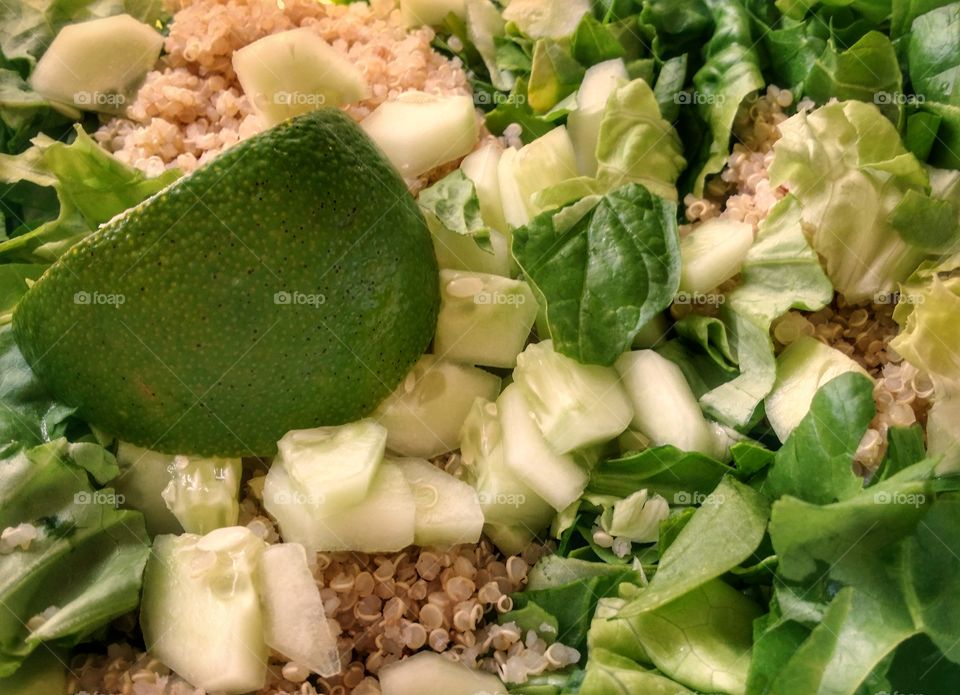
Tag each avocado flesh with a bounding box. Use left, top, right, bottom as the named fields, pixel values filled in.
left=13, top=109, right=439, bottom=456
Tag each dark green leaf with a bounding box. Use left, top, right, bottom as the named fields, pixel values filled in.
left=571, top=13, right=626, bottom=65
left=889, top=188, right=960, bottom=251
left=588, top=445, right=730, bottom=501
left=873, top=425, right=927, bottom=483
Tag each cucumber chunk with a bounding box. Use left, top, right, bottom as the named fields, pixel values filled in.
left=765, top=336, right=872, bottom=442
left=501, top=0, right=591, bottom=39
left=161, top=455, right=241, bottom=534
left=374, top=355, right=501, bottom=458
left=513, top=340, right=633, bottom=453
left=460, top=141, right=508, bottom=232
left=567, top=59, right=628, bottom=176
left=395, top=457, right=484, bottom=546
left=400, top=0, right=466, bottom=27
left=361, top=92, right=479, bottom=178
left=498, top=383, right=589, bottom=511
left=259, top=543, right=340, bottom=677
left=615, top=350, right=720, bottom=455
left=233, top=28, right=369, bottom=126
left=497, top=126, right=579, bottom=227
left=429, top=216, right=512, bottom=276
left=263, top=461, right=416, bottom=553
left=114, top=442, right=182, bottom=536
left=460, top=398, right=555, bottom=531
left=482, top=522, right=540, bottom=556
left=30, top=15, right=162, bottom=114
left=435, top=270, right=538, bottom=368
left=380, top=652, right=507, bottom=695
left=276, top=420, right=386, bottom=512
left=678, top=218, right=755, bottom=295
left=141, top=528, right=267, bottom=694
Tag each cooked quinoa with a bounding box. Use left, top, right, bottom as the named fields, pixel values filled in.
left=95, top=0, right=471, bottom=184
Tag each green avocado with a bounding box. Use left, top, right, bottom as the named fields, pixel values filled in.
left=13, top=109, right=439, bottom=456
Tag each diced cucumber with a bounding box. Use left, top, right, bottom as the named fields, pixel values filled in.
left=483, top=522, right=540, bottom=556
left=678, top=218, right=755, bottom=295
left=161, top=455, right=240, bottom=535
left=113, top=442, right=182, bottom=536
left=513, top=340, right=633, bottom=453
left=429, top=215, right=512, bottom=276
left=276, top=420, right=386, bottom=512
left=263, top=461, right=416, bottom=553
left=567, top=59, right=628, bottom=176
left=615, top=350, right=720, bottom=455
left=501, top=0, right=591, bottom=39
left=379, top=652, right=507, bottom=695
left=400, top=0, right=466, bottom=27
left=141, top=528, right=267, bottom=694
left=374, top=355, right=501, bottom=458
left=435, top=270, right=538, bottom=368
left=460, top=398, right=554, bottom=532
left=498, top=383, right=589, bottom=511
left=460, top=141, right=508, bottom=232
left=765, top=336, right=872, bottom=442
left=30, top=15, right=162, bottom=114
left=394, top=457, right=484, bottom=546
left=361, top=92, right=479, bottom=179
left=497, top=126, right=579, bottom=227
left=233, top=28, right=369, bottom=126
left=258, top=543, right=340, bottom=677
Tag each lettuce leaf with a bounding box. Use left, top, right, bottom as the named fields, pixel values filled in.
left=0, top=125, right=179, bottom=262
left=768, top=100, right=944, bottom=302
left=512, top=182, right=680, bottom=366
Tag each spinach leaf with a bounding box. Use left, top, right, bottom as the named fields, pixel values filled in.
left=587, top=445, right=730, bottom=501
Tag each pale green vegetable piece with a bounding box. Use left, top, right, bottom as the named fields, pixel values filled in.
left=501, top=0, right=590, bottom=39
left=679, top=218, right=754, bottom=295
left=460, top=141, right=508, bottom=233
left=399, top=0, right=466, bottom=26
left=113, top=442, right=182, bottom=536
left=395, top=457, right=484, bottom=546
left=497, top=127, right=579, bottom=228
left=380, top=651, right=507, bottom=695
left=601, top=489, right=670, bottom=543
left=233, top=28, right=369, bottom=126
left=161, top=455, right=241, bottom=535
left=567, top=59, right=628, bottom=176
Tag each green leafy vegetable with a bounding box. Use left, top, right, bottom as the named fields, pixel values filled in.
left=587, top=445, right=730, bottom=501
left=527, top=39, right=585, bottom=113
left=417, top=169, right=491, bottom=251
left=570, top=13, right=625, bottom=66
left=512, top=182, right=681, bottom=366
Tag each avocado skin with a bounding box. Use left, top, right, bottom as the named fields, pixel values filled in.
left=13, top=109, right=439, bottom=456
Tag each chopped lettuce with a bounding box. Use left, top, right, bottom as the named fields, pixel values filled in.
left=512, top=182, right=680, bottom=366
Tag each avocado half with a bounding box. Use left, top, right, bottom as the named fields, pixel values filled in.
left=13, top=109, right=439, bottom=456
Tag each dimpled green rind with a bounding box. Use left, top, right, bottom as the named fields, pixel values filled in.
left=13, top=109, right=439, bottom=456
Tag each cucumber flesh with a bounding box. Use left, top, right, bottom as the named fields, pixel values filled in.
left=678, top=218, right=755, bottom=295
left=233, top=28, right=369, bottom=126
left=460, top=141, right=508, bottom=232
left=483, top=522, right=540, bottom=556
left=460, top=398, right=554, bottom=529
left=435, top=270, right=538, bottom=368
left=161, top=455, right=241, bottom=535
left=498, top=383, right=589, bottom=511
left=567, top=59, right=628, bottom=176
left=429, top=214, right=511, bottom=276
left=498, top=126, right=579, bottom=227
left=114, top=442, right=182, bottom=536
left=259, top=543, right=340, bottom=677
left=276, top=419, right=386, bottom=512
left=380, top=652, right=507, bottom=695
left=765, top=336, right=872, bottom=442
left=615, top=350, right=720, bottom=455
left=264, top=461, right=416, bottom=553
left=400, top=0, right=467, bottom=27
left=513, top=340, right=633, bottom=453
left=361, top=92, right=479, bottom=178
left=501, top=0, right=590, bottom=39
left=394, top=457, right=484, bottom=546
left=141, top=528, right=267, bottom=694
left=374, top=355, right=501, bottom=458
left=30, top=15, right=162, bottom=114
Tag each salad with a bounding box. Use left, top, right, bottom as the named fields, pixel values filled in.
left=1, top=0, right=960, bottom=693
